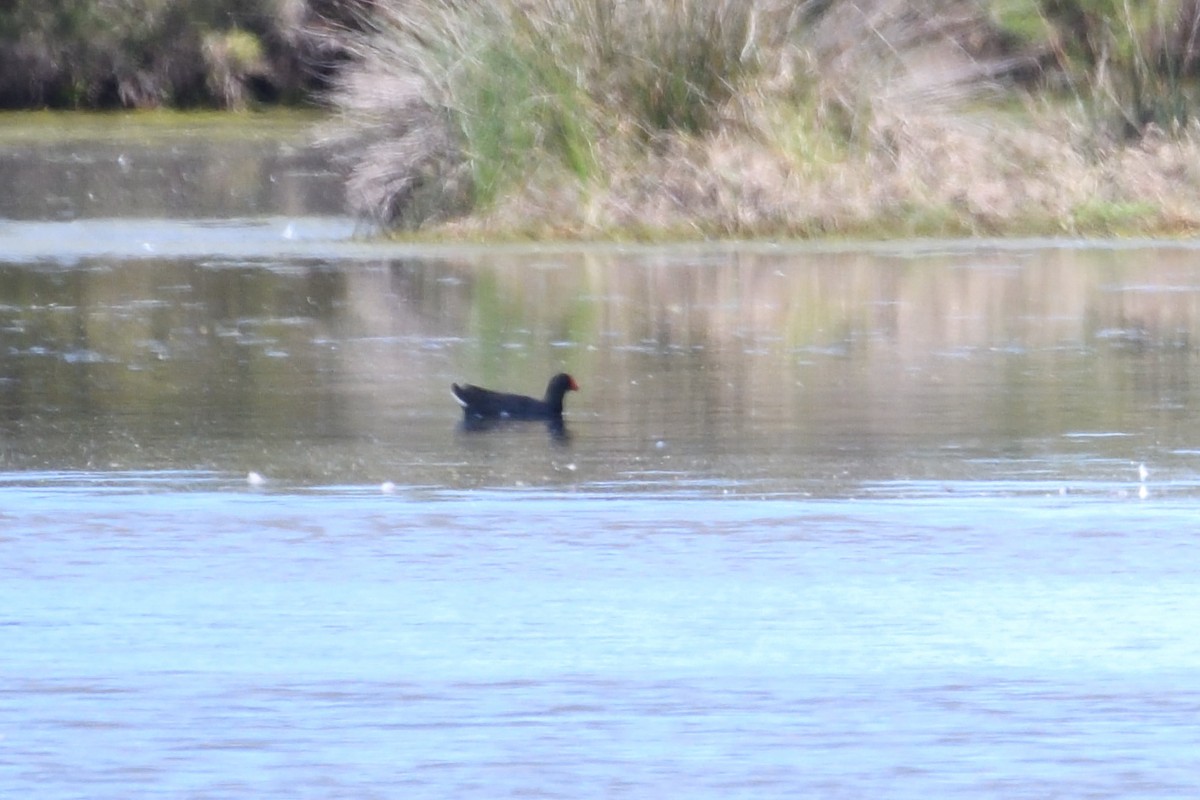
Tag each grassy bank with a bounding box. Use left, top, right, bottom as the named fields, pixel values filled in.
left=329, top=0, right=1200, bottom=240
left=0, top=0, right=372, bottom=109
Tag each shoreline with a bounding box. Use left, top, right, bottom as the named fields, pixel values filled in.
left=4, top=107, right=1200, bottom=244
left=379, top=120, right=1200, bottom=245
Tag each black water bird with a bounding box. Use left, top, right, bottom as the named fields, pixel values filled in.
left=451, top=373, right=579, bottom=421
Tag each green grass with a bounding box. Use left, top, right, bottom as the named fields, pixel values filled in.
left=453, top=29, right=597, bottom=206
left=1070, top=199, right=1160, bottom=234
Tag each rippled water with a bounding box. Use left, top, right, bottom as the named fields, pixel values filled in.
left=2, top=118, right=1200, bottom=799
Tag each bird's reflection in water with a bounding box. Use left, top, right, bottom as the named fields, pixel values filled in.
left=458, top=416, right=572, bottom=444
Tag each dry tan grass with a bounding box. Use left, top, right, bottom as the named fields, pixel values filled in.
left=441, top=107, right=1200, bottom=240
left=329, top=67, right=469, bottom=224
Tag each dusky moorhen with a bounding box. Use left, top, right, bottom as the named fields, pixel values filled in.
left=451, top=373, right=579, bottom=420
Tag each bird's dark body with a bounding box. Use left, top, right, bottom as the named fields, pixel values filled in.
left=451, top=373, right=578, bottom=420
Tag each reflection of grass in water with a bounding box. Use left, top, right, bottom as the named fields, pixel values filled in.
left=559, top=294, right=597, bottom=350
left=0, top=110, right=341, bottom=220
left=9, top=247, right=1200, bottom=475
left=445, top=246, right=1200, bottom=372
left=459, top=262, right=592, bottom=388
left=0, top=109, right=325, bottom=145
left=465, top=270, right=553, bottom=386
left=0, top=262, right=349, bottom=448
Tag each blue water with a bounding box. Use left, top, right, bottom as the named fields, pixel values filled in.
left=4, top=475, right=1199, bottom=799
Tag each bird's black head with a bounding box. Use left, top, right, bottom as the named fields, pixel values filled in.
left=547, top=373, right=579, bottom=398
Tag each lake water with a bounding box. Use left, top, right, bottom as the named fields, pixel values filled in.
left=2, top=116, right=1200, bottom=798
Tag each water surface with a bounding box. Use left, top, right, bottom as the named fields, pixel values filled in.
left=2, top=117, right=1199, bottom=799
